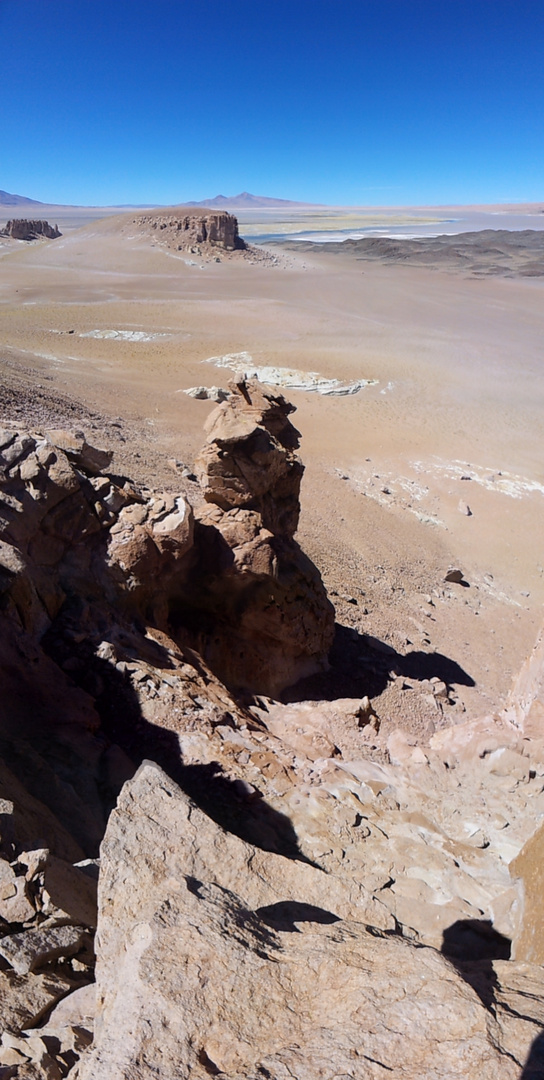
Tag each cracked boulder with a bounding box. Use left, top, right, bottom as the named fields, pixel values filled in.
left=77, top=762, right=531, bottom=1080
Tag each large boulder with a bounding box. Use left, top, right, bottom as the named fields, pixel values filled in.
left=77, top=762, right=531, bottom=1080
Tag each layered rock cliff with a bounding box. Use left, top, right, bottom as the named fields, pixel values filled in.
left=131, top=209, right=246, bottom=252
left=0, top=219, right=61, bottom=240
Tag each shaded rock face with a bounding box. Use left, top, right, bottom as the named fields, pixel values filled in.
left=0, top=219, right=61, bottom=240
left=76, top=762, right=535, bottom=1080
left=132, top=210, right=246, bottom=251
left=185, top=381, right=335, bottom=693
left=0, top=385, right=332, bottom=736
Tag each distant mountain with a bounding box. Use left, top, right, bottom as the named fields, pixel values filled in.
left=0, top=189, right=44, bottom=207
left=186, top=191, right=320, bottom=209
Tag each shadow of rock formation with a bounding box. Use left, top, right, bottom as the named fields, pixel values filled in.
left=521, top=1031, right=544, bottom=1079
left=441, top=918, right=511, bottom=1009
left=281, top=621, right=475, bottom=703
left=255, top=900, right=341, bottom=932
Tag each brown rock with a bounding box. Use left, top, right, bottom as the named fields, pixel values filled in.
left=510, top=822, right=544, bottom=962
left=44, top=430, right=113, bottom=475
left=0, top=869, right=35, bottom=923
left=0, top=970, right=72, bottom=1032
left=195, top=379, right=304, bottom=537
left=445, top=566, right=465, bottom=583
left=76, top=762, right=522, bottom=1080
left=132, top=209, right=246, bottom=251
left=41, top=981, right=95, bottom=1030
left=187, top=381, right=334, bottom=693
left=0, top=219, right=61, bottom=240
left=0, top=923, right=87, bottom=975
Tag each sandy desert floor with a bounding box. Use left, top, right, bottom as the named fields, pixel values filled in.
left=1, top=208, right=543, bottom=737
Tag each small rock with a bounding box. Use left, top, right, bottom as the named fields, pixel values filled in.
left=0, top=874, right=36, bottom=924
left=431, top=680, right=448, bottom=700
left=444, top=567, right=464, bottom=584
left=458, top=499, right=472, bottom=516
left=232, top=779, right=259, bottom=802
left=0, top=924, right=87, bottom=976
left=45, top=429, right=113, bottom=475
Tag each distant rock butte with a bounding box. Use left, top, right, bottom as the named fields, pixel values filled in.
left=0, top=219, right=61, bottom=240
left=130, top=209, right=246, bottom=252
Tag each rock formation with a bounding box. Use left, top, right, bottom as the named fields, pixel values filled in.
left=0, top=219, right=61, bottom=240
left=2, top=386, right=544, bottom=1077
left=76, top=762, right=544, bottom=1080
left=189, top=380, right=334, bottom=693
left=131, top=209, right=246, bottom=252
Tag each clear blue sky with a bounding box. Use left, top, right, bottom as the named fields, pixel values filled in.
left=1, top=0, right=543, bottom=206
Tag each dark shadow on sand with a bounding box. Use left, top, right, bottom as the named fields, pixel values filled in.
left=281, top=622, right=475, bottom=704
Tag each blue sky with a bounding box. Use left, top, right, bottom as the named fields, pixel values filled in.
left=1, top=0, right=543, bottom=206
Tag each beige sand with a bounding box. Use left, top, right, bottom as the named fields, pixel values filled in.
left=0, top=211, right=542, bottom=729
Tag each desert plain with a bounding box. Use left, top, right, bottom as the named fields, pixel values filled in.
left=3, top=200, right=544, bottom=1076
left=1, top=201, right=543, bottom=735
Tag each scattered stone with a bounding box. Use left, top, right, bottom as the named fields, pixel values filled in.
left=0, top=924, right=87, bottom=976
left=458, top=499, right=472, bottom=515
left=0, top=970, right=73, bottom=1032
left=0, top=220, right=61, bottom=241
left=445, top=567, right=465, bottom=583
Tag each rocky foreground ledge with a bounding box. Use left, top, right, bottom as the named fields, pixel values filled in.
left=1, top=383, right=544, bottom=1076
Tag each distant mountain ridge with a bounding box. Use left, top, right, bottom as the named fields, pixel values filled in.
left=186, top=191, right=320, bottom=209
left=1, top=188, right=319, bottom=211
left=0, top=189, right=44, bottom=207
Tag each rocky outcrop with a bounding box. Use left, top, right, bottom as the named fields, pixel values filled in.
left=196, top=379, right=304, bottom=535
left=4, top=388, right=544, bottom=1077
left=131, top=210, right=246, bottom=251
left=75, top=762, right=543, bottom=1080
left=0, top=386, right=333, bottom=703
left=0, top=219, right=61, bottom=240
left=188, top=381, right=334, bottom=693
